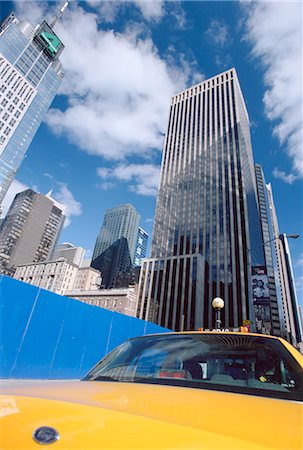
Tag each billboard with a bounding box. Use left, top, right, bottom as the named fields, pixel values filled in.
left=252, top=266, right=269, bottom=304
left=252, top=266, right=271, bottom=334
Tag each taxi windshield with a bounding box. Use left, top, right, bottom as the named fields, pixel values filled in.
left=84, top=334, right=303, bottom=401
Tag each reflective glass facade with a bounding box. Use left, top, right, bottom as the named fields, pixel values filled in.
left=134, top=227, right=148, bottom=267
left=0, top=13, right=64, bottom=203
left=91, top=204, right=140, bottom=288
left=138, top=69, right=264, bottom=331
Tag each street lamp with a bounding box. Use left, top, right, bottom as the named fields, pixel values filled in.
left=212, top=297, right=224, bottom=329
left=249, top=234, right=299, bottom=252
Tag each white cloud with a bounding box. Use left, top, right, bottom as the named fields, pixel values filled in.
left=1, top=179, right=29, bottom=217
left=243, top=2, right=303, bottom=178
left=96, top=181, right=116, bottom=191
left=273, top=168, right=298, bottom=185
left=135, top=1, right=164, bottom=22
left=13, top=2, right=201, bottom=161
left=97, top=163, right=160, bottom=196
left=52, top=183, right=83, bottom=228
left=205, top=19, right=231, bottom=47
left=295, top=275, right=303, bottom=293
left=1, top=178, right=81, bottom=228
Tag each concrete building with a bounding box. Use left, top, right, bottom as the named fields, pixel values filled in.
left=0, top=188, right=65, bottom=275
left=52, top=242, right=85, bottom=266
left=266, top=182, right=302, bottom=347
left=137, top=68, right=265, bottom=331
left=66, top=286, right=138, bottom=317
left=91, top=204, right=140, bottom=288
left=0, top=6, right=67, bottom=203
left=134, top=227, right=148, bottom=267
left=14, top=260, right=101, bottom=295
left=254, top=164, right=283, bottom=336
left=14, top=259, right=78, bottom=295
left=71, top=266, right=101, bottom=291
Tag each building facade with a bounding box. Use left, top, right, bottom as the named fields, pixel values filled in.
left=266, top=183, right=302, bottom=347
left=0, top=9, right=66, bottom=203
left=52, top=242, right=85, bottom=266
left=14, top=259, right=78, bottom=295
left=134, top=227, right=148, bottom=267
left=14, top=260, right=101, bottom=295
left=71, top=266, right=101, bottom=291
left=91, top=204, right=140, bottom=288
left=66, top=286, right=138, bottom=317
left=254, top=164, right=283, bottom=336
left=137, top=68, right=265, bottom=331
left=0, top=188, right=65, bottom=274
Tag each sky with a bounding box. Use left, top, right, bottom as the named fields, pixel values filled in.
left=1, top=0, right=302, bottom=305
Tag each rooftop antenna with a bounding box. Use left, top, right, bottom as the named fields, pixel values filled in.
left=49, top=1, right=69, bottom=28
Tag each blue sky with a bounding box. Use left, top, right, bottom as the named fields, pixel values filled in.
left=2, top=1, right=302, bottom=305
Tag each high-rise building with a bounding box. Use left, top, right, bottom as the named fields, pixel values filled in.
left=134, top=227, right=148, bottom=267
left=52, top=242, right=85, bottom=267
left=254, top=164, right=283, bottom=336
left=0, top=188, right=65, bottom=274
left=137, top=68, right=265, bottom=331
left=91, top=204, right=140, bottom=288
left=0, top=5, right=67, bottom=204
left=266, top=184, right=302, bottom=347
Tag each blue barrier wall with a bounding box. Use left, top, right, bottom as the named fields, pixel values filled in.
left=0, top=275, right=170, bottom=379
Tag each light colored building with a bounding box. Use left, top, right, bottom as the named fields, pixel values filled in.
left=137, top=68, right=265, bottom=331
left=14, top=259, right=78, bottom=295
left=71, top=266, right=101, bottom=291
left=254, top=164, right=283, bottom=336
left=91, top=204, right=140, bottom=288
left=14, top=259, right=101, bottom=295
left=0, top=7, right=67, bottom=203
left=52, top=242, right=85, bottom=266
left=66, top=286, right=138, bottom=317
left=266, top=183, right=302, bottom=347
left=0, top=189, right=65, bottom=274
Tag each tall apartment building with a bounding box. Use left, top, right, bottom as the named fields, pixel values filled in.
left=254, top=164, right=283, bottom=336
left=266, top=184, right=302, bottom=346
left=134, top=227, right=148, bottom=267
left=91, top=204, right=140, bottom=288
left=52, top=242, right=85, bottom=266
left=0, top=188, right=65, bottom=274
left=0, top=5, right=67, bottom=203
left=137, top=68, right=265, bottom=331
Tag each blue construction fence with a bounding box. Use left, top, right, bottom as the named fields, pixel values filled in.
left=0, top=275, right=170, bottom=379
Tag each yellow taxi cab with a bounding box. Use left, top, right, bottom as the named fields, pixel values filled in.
left=1, top=331, right=302, bottom=449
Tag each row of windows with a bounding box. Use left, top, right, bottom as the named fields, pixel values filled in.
left=172, top=71, right=235, bottom=104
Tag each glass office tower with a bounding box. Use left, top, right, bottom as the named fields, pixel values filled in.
left=137, top=68, right=265, bottom=331
left=91, top=204, right=140, bottom=288
left=134, top=227, right=148, bottom=267
left=0, top=9, right=65, bottom=204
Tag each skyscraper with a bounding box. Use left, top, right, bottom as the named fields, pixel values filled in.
left=137, top=68, right=265, bottom=331
left=91, top=204, right=140, bottom=288
left=0, top=5, right=67, bottom=204
left=254, top=164, right=283, bottom=336
left=52, top=242, right=85, bottom=266
left=266, top=184, right=302, bottom=346
left=134, top=227, right=148, bottom=267
left=0, top=188, right=65, bottom=275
